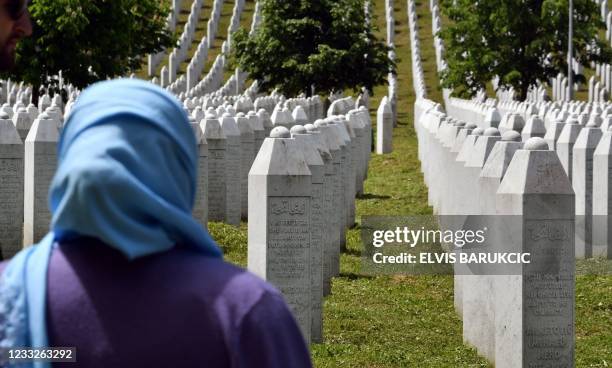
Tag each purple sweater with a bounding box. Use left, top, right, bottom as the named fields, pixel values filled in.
left=0, top=238, right=312, bottom=368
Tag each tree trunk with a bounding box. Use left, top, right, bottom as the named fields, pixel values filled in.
left=31, top=84, right=40, bottom=106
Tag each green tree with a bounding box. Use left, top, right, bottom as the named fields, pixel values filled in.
left=3, top=0, right=174, bottom=95
left=231, top=0, right=394, bottom=97
left=439, top=0, right=612, bottom=100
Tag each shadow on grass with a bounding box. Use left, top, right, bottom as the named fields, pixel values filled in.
left=342, top=248, right=362, bottom=257
left=358, top=193, right=391, bottom=200
left=338, top=272, right=375, bottom=281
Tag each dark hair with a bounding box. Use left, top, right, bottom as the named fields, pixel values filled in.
left=4, top=0, right=30, bottom=20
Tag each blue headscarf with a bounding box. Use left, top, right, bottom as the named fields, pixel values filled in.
left=0, top=79, right=221, bottom=367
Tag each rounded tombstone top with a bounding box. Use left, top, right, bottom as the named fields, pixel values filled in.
left=222, top=112, right=232, bottom=118
left=566, top=118, right=579, bottom=125
left=290, top=125, right=307, bottom=135
left=502, top=131, right=521, bottom=142
left=205, top=113, right=217, bottom=120
left=484, top=127, right=501, bottom=136
left=588, top=114, right=603, bottom=127
left=524, top=137, right=549, bottom=151
left=270, top=126, right=291, bottom=138
left=472, top=128, right=485, bottom=136
left=586, top=121, right=598, bottom=128
left=0, top=111, right=9, bottom=120
left=314, top=120, right=328, bottom=128
left=257, top=108, right=267, bottom=115
left=465, top=123, right=478, bottom=130
left=304, top=124, right=318, bottom=132
left=236, top=112, right=246, bottom=118
left=247, top=110, right=257, bottom=117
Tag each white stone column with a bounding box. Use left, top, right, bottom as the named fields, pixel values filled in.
left=248, top=126, right=312, bottom=344
left=23, top=113, right=58, bottom=245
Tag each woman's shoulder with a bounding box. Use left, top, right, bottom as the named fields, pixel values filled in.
left=51, top=241, right=283, bottom=315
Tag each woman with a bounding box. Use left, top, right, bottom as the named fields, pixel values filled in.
left=0, top=79, right=312, bottom=367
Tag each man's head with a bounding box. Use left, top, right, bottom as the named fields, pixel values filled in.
left=0, top=0, right=32, bottom=70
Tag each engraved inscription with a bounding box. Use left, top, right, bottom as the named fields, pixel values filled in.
left=523, top=219, right=574, bottom=368
left=0, top=158, right=24, bottom=254
left=225, top=139, right=241, bottom=224
left=267, top=197, right=311, bottom=339
left=207, top=148, right=227, bottom=221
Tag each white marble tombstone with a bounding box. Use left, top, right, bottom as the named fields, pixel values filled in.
left=37, top=94, right=51, bottom=114
left=23, top=113, right=59, bottom=246
left=376, top=96, right=393, bottom=154
left=495, top=137, right=574, bottom=368
left=334, top=116, right=357, bottom=229
left=290, top=124, right=325, bottom=343
left=1, top=103, right=13, bottom=119
left=475, top=130, right=523, bottom=361
left=257, top=108, right=273, bottom=137
left=12, top=107, right=32, bottom=142
left=462, top=128, right=501, bottom=355
left=499, top=113, right=525, bottom=135
left=305, top=123, right=334, bottom=297
left=314, top=120, right=342, bottom=286
left=201, top=114, right=228, bottom=222
left=219, top=113, right=242, bottom=226
left=358, top=106, right=372, bottom=178
left=544, top=118, right=566, bottom=150
left=0, top=113, right=24, bottom=258
left=248, top=126, right=312, bottom=344
left=347, top=110, right=366, bottom=196
left=292, top=106, right=309, bottom=125
left=592, top=126, right=612, bottom=258
left=26, top=104, right=38, bottom=124
left=573, top=122, right=602, bottom=258
left=452, top=127, right=483, bottom=314
left=271, top=105, right=292, bottom=129
left=484, top=107, right=502, bottom=128
left=444, top=123, right=475, bottom=215
left=556, top=118, right=582, bottom=181
left=521, top=115, right=546, bottom=140
left=326, top=118, right=350, bottom=256
left=190, top=119, right=209, bottom=230
left=247, top=110, right=265, bottom=152
left=235, top=113, right=255, bottom=221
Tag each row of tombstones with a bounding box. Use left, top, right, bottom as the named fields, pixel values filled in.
left=0, top=85, right=376, bottom=348
left=163, top=0, right=258, bottom=97
left=416, top=97, right=576, bottom=368
left=247, top=105, right=373, bottom=345
left=0, top=87, right=82, bottom=259
left=407, top=0, right=427, bottom=100
left=445, top=97, right=612, bottom=259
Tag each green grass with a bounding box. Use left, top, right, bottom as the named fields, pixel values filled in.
left=203, top=0, right=612, bottom=367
